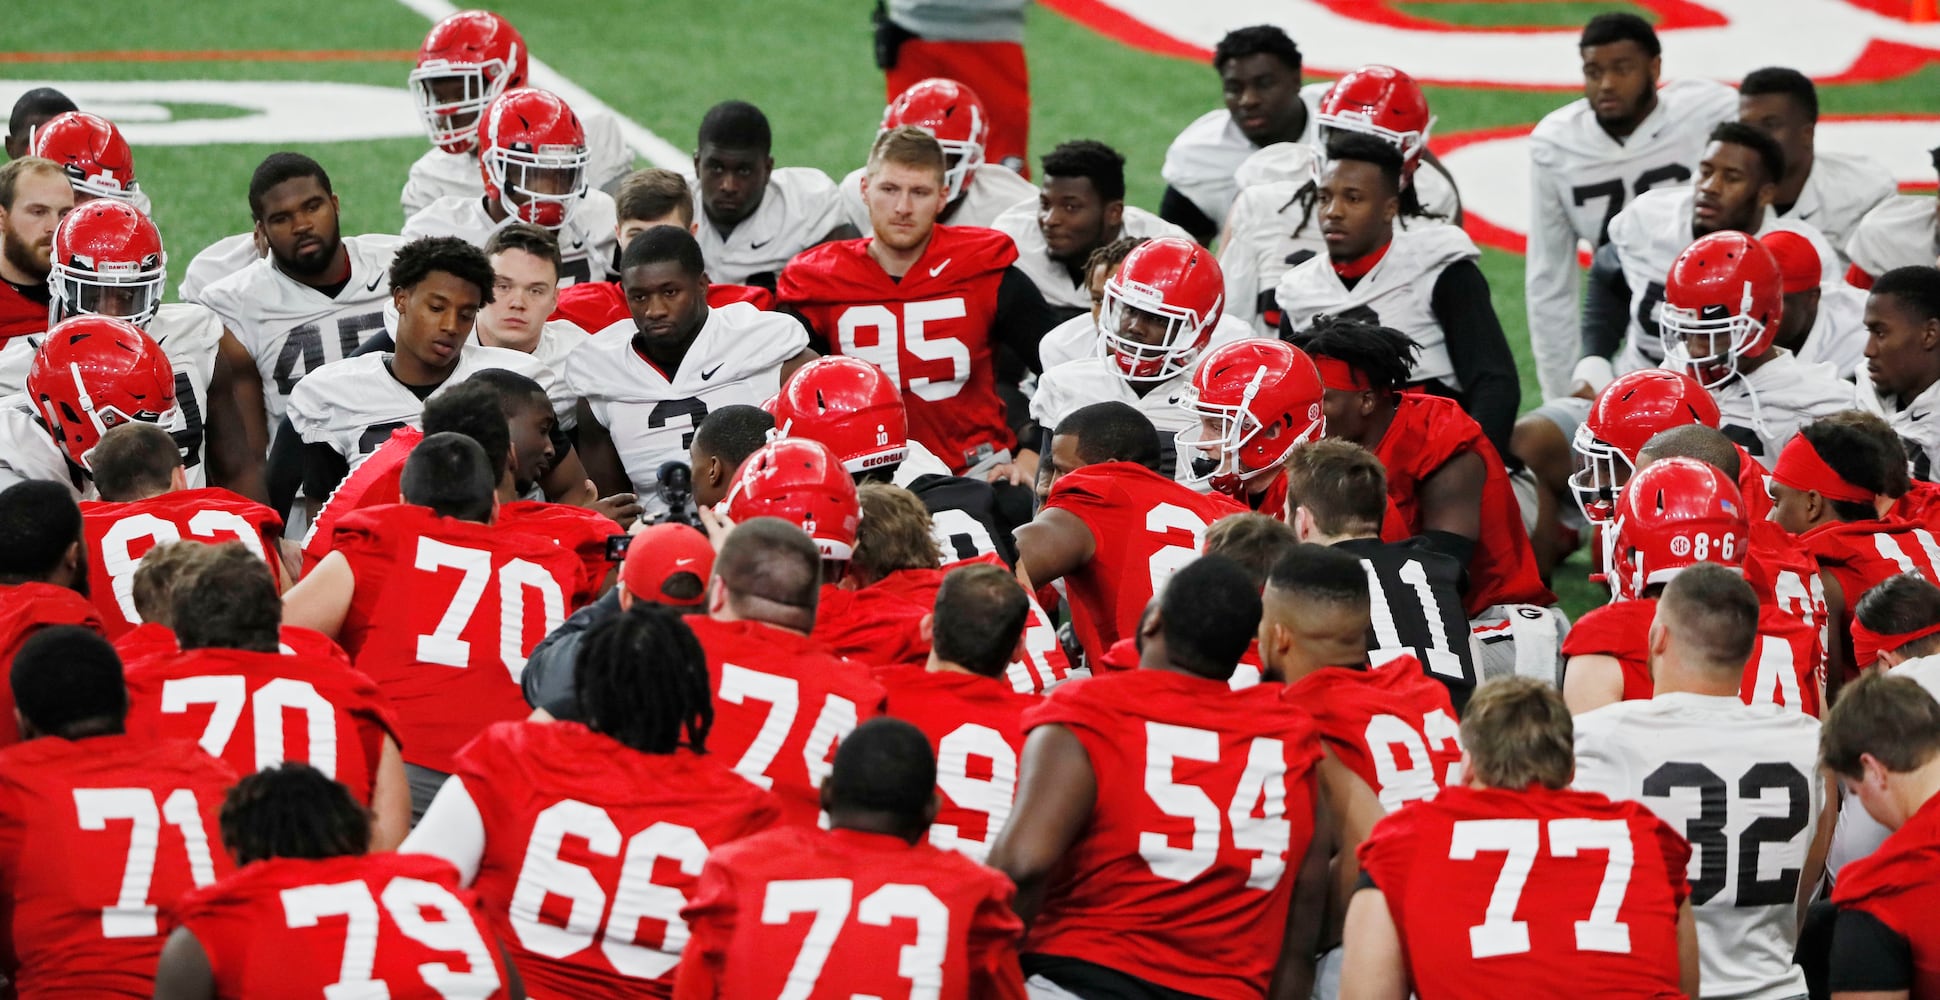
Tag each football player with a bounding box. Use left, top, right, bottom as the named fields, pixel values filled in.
left=1844, top=146, right=1940, bottom=289
left=281, top=432, right=581, bottom=817
left=0, top=480, right=102, bottom=746
left=402, top=8, right=633, bottom=220
left=155, top=764, right=513, bottom=1000
left=682, top=509, right=887, bottom=825
left=839, top=78, right=1035, bottom=233
left=1031, top=237, right=1250, bottom=483
left=0, top=626, right=234, bottom=996
left=0, top=156, right=70, bottom=339
left=1284, top=440, right=1478, bottom=704
left=0, top=314, right=178, bottom=497
left=1738, top=67, right=1894, bottom=264
left=569, top=225, right=814, bottom=520
left=1564, top=458, right=1821, bottom=715
left=3, top=87, right=74, bottom=160
left=810, top=481, right=949, bottom=664
left=1763, top=228, right=1869, bottom=378
left=196, top=153, right=404, bottom=435
left=1855, top=266, right=1940, bottom=479
left=1036, top=235, right=1143, bottom=370
left=875, top=0, right=1029, bottom=170
left=783, top=127, right=1058, bottom=483
left=403, top=604, right=781, bottom=995
left=1175, top=338, right=1326, bottom=519
left=1343, top=676, right=1698, bottom=999
left=688, top=403, right=773, bottom=509
left=1159, top=25, right=1317, bottom=244
left=1827, top=574, right=1940, bottom=877
left=995, top=139, right=1190, bottom=320
left=677, top=716, right=1026, bottom=999
left=878, top=561, right=1040, bottom=863
left=1015, top=401, right=1243, bottom=665
left=1277, top=135, right=1520, bottom=456
left=1573, top=562, right=1832, bottom=1000
left=1525, top=11, right=1738, bottom=399
left=691, top=100, right=857, bottom=288
left=770, top=355, right=1015, bottom=561
left=473, top=222, right=586, bottom=372
left=402, top=87, right=617, bottom=287
left=120, top=542, right=408, bottom=847
left=29, top=110, right=151, bottom=213
left=78, top=422, right=283, bottom=637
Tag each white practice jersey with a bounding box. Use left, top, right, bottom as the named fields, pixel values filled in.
left=402, top=191, right=617, bottom=287
left=1846, top=194, right=1939, bottom=283
left=1159, top=82, right=1326, bottom=228
left=1037, top=312, right=1098, bottom=371
left=1855, top=367, right=1940, bottom=481
left=1526, top=78, right=1739, bottom=398
left=838, top=160, right=1037, bottom=233
left=1707, top=348, right=1851, bottom=462
left=1606, top=187, right=1840, bottom=374
left=197, top=233, right=404, bottom=429
left=400, top=111, right=634, bottom=219
left=1029, top=313, right=1253, bottom=434
left=693, top=167, right=846, bottom=286
left=565, top=302, right=808, bottom=517
left=1830, top=654, right=1940, bottom=878
left=0, top=395, right=79, bottom=497
left=993, top=201, right=1190, bottom=313
left=177, top=232, right=261, bottom=305
left=1573, top=692, right=1823, bottom=1000
left=1795, top=279, right=1868, bottom=380
left=1782, top=150, right=1897, bottom=264
left=285, top=343, right=562, bottom=465
left=1275, top=225, right=1479, bottom=387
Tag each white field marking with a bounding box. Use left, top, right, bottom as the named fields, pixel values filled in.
left=0, top=79, right=422, bottom=144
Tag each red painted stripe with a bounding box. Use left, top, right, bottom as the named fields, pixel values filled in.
left=0, top=49, right=415, bottom=64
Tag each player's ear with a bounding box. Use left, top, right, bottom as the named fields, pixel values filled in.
left=1104, top=200, right=1124, bottom=231
left=12, top=709, right=31, bottom=742
left=918, top=612, right=935, bottom=646
left=1292, top=505, right=1316, bottom=542
left=705, top=575, right=729, bottom=616
left=169, top=466, right=187, bottom=493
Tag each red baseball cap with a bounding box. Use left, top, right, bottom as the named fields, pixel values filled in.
left=621, top=523, right=715, bottom=607
left=1760, top=230, right=1822, bottom=296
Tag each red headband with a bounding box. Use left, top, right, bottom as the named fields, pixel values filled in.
left=1852, top=620, right=1940, bottom=669
left=1314, top=357, right=1372, bottom=392
left=1772, top=435, right=1875, bottom=505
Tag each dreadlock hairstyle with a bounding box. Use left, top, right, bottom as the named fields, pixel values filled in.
left=219, top=762, right=370, bottom=866
left=576, top=603, right=715, bottom=755
left=1285, top=131, right=1446, bottom=242
left=1286, top=316, right=1420, bottom=391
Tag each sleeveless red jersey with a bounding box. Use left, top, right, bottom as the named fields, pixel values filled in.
left=780, top=226, right=1020, bottom=473
left=1023, top=669, right=1322, bottom=1000
left=123, top=647, right=399, bottom=804
left=1281, top=656, right=1464, bottom=811
left=1042, top=461, right=1245, bottom=666
left=499, top=499, right=615, bottom=608
left=0, top=582, right=103, bottom=748
left=1372, top=393, right=1554, bottom=613
left=675, top=825, right=1025, bottom=1000
left=80, top=487, right=284, bottom=637
left=0, top=734, right=235, bottom=998
left=1831, top=792, right=1940, bottom=999
left=302, top=426, right=419, bottom=573
left=1798, top=518, right=1940, bottom=680
left=1745, top=519, right=1828, bottom=653
left=177, top=852, right=510, bottom=999
left=687, top=616, right=887, bottom=825
left=553, top=279, right=773, bottom=332
left=452, top=721, right=781, bottom=998
left=1357, top=784, right=1691, bottom=1000
left=1562, top=597, right=1821, bottom=715
left=332, top=504, right=577, bottom=772
left=877, top=664, right=1038, bottom=864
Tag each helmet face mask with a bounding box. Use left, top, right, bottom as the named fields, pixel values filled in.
left=1662, top=308, right=1765, bottom=389
left=1567, top=422, right=1631, bottom=525
left=1098, top=237, right=1223, bottom=385
left=478, top=90, right=588, bottom=231
left=1659, top=231, right=1784, bottom=390
left=1316, top=65, right=1434, bottom=182
left=28, top=317, right=179, bottom=472
left=1176, top=340, right=1326, bottom=496
left=410, top=11, right=527, bottom=155
left=48, top=200, right=167, bottom=329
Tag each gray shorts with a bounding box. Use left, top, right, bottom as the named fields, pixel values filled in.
left=1526, top=396, right=1592, bottom=445
left=1471, top=603, right=1571, bottom=688
left=404, top=762, right=451, bottom=824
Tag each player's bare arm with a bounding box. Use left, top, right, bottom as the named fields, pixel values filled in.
left=1013, top=507, right=1097, bottom=591
left=280, top=549, right=355, bottom=638
left=152, top=927, right=217, bottom=1000
left=1338, top=887, right=1409, bottom=1000
left=571, top=397, right=630, bottom=498
left=204, top=329, right=271, bottom=505
left=779, top=345, right=820, bottom=383
left=986, top=722, right=1096, bottom=924
left=1562, top=653, right=1626, bottom=714
left=1417, top=449, right=1486, bottom=543
left=370, top=736, right=410, bottom=852
left=1270, top=790, right=1334, bottom=1000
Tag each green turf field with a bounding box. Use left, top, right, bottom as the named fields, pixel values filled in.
left=5, top=0, right=1932, bottom=616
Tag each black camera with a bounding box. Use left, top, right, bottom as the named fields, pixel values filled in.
left=656, top=460, right=697, bottom=527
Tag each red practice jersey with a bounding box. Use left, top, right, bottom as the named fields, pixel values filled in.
left=1023, top=669, right=1322, bottom=1000
left=499, top=499, right=615, bottom=608
left=1562, top=597, right=1821, bottom=715
left=877, top=664, right=1037, bottom=863
left=177, top=852, right=511, bottom=999
left=123, top=647, right=399, bottom=804
left=1373, top=393, right=1554, bottom=613
left=1745, top=519, right=1829, bottom=651
left=302, top=426, right=418, bottom=573
left=1798, top=518, right=1940, bottom=679
left=1282, top=656, right=1464, bottom=811
left=80, top=487, right=284, bottom=637
left=0, top=734, right=235, bottom=998
left=0, top=280, right=46, bottom=340
left=1831, top=792, right=1940, bottom=998
left=115, top=623, right=351, bottom=672
left=687, top=616, right=887, bottom=825
left=1357, top=784, right=1691, bottom=999
left=813, top=575, right=933, bottom=668
left=1892, top=479, right=1940, bottom=530
left=780, top=226, right=1020, bottom=473
left=553, top=280, right=773, bottom=332
left=332, top=504, right=577, bottom=773
left=0, top=582, right=103, bottom=748
left=1042, top=461, right=1244, bottom=666
left=452, top=721, right=781, bottom=998
left=674, top=825, right=1025, bottom=1000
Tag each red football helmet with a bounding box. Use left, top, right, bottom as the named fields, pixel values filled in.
left=1570, top=369, right=1721, bottom=524
left=410, top=9, right=529, bottom=154
left=29, top=112, right=139, bottom=203
left=1609, top=457, right=1748, bottom=601
left=724, top=438, right=863, bottom=562
left=881, top=78, right=989, bottom=203
left=1317, top=65, right=1434, bottom=181
left=1176, top=340, right=1325, bottom=495
left=1660, top=231, right=1785, bottom=389
left=28, top=316, right=177, bottom=472
left=1099, top=237, right=1225, bottom=384
left=768, top=357, right=909, bottom=474
left=48, top=200, right=167, bottom=329
left=478, top=88, right=588, bottom=231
